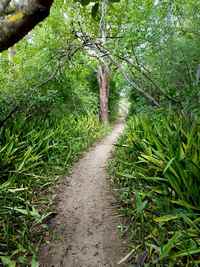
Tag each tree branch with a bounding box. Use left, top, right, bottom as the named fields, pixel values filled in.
left=119, top=55, right=180, bottom=104
left=0, top=105, right=18, bottom=128
left=0, top=0, right=54, bottom=52
left=73, top=29, right=160, bottom=107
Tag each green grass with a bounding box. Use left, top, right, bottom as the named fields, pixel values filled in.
left=0, top=114, right=109, bottom=266
left=110, top=111, right=200, bottom=266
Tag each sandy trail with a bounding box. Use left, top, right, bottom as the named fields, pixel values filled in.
left=40, top=122, right=127, bottom=267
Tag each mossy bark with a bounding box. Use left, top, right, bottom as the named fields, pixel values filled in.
left=0, top=0, right=53, bottom=52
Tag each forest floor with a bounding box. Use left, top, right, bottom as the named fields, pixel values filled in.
left=39, top=121, right=128, bottom=267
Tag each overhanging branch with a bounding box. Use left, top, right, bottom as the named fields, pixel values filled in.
left=74, top=29, right=160, bottom=107
left=0, top=0, right=54, bottom=52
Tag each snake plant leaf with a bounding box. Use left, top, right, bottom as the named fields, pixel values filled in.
left=160, top=231, right=182, bottom=260
left=170, top=248, right=200, bottom=259
left=154, top=214, right=179, bottom=223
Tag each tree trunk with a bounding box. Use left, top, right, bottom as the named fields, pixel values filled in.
left=98, top=64, right=109, bottom=123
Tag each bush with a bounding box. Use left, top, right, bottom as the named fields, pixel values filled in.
left=0, top=113, right=108, bottom=266
left=110, top=111, right=200, bottom=266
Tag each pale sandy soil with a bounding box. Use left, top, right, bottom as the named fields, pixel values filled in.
left=39, top=122, right=128, bottom=267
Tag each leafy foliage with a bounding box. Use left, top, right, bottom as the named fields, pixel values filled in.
left=0, top=114, right=108, bottom=265
left=110, top=112, right=200, bottom=266
left=1, top=0, right=200, bottom=266
left=0, top=2, right=113, bottom=265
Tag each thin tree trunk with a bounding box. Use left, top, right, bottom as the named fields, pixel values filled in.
left=98, top=64, right=109, bottom=123
left=98, top=0, right=109, bottom=123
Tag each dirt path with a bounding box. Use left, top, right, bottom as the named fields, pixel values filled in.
left=40, top=122, right=128, bottom=267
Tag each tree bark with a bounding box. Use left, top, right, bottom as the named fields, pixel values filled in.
left=98, top=0, right=109, bottom=123
left=0, top=0, right=53, bottom=52
left=98, top=64, right=109, bottom=123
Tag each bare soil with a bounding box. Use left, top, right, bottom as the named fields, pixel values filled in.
left=39, top=122, right=128, bottom=267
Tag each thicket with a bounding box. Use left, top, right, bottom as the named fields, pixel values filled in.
left=110, top=1, right=200, bottom=266
left=1, top=0, right=200, bottom=266
left=0, top=3, right=118, bottom=265
left=0, top=114, right=107, bottom=265
left=111, top=112, right=200, bottom=266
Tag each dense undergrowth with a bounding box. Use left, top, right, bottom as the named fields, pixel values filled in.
left=0, top=113, right=108, bottom=266
left=110, top=111, right=200, bottom=266
left=1, top=1, right=200, bottom=266
left=0, top=3, right=120, bottom=264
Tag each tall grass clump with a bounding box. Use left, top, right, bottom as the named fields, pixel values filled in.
left=0, top=113, right=108, bottom=266
left=110, top=111, right=200, bottom=266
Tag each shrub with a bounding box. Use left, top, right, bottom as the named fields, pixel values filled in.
left=110, top=112, right=200, bottom=266
left=0, top=113, right=108, bottom=266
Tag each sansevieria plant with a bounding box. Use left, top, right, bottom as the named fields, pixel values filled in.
left=111, top=111, right=200, bottom=266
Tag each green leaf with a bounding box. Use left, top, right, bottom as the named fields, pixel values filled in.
left=171, top=200, right=200, bottom=211
left=116, top=172, right=167, bottom=182
left=8, top=187, right=28, bottom=193
left=171, top=248, right=200, bottom=259
left=0, top=256, right=16, bottom=267
left=154, top=214, right=179, bottom=223
left=135, top=192, right=148, bottom=215
left=6, top=207, right=41, bottom=219
left=92, top=3, right=99, bottom=18
left=160, top=231, right=182, bottom=259
left=163, top=157, right=175, bottom=174
left=31, top=256, right=39, bottom=267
